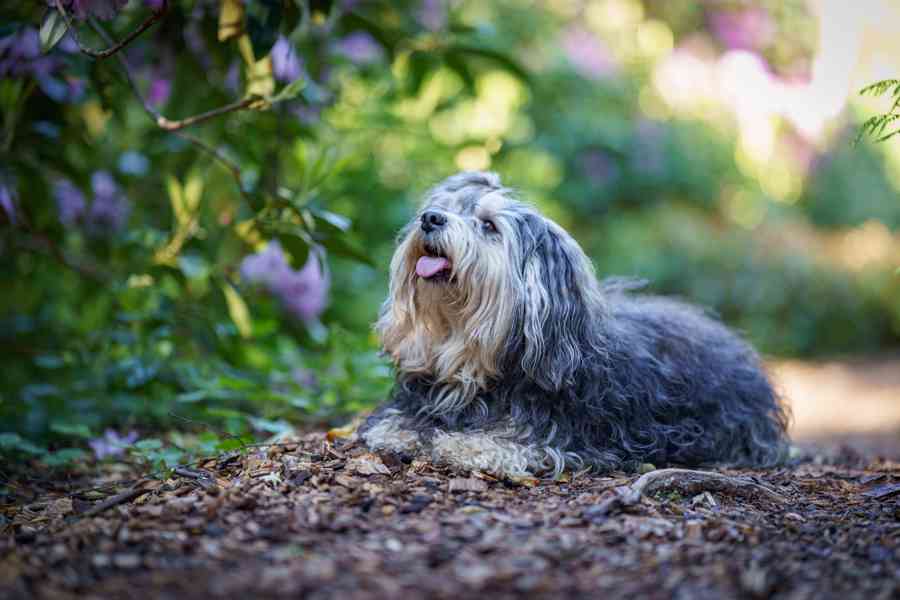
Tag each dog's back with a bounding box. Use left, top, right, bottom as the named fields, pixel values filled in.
left=596, top=290, right=790, bottom=468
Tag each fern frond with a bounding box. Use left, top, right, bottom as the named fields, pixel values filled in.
left=859, top=79, right=900, bottom=97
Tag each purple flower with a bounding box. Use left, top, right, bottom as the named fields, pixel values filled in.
left=271, top=36, right=304, bottom=83
left=51, top=0, right=129, bottom=21
left=144, top=0, right=166, bottom=11
left=333, top=32, right=384, bottom=65
left=89, top=429, right=138, bottom=460
left=708, top=8, right=774, bottom=51
left=417, top=0, right=447, bottom=32
left=224, top=61, right=241, bottom=94
left=0, top=181, right=17, bottom=225
left=241, top=242, right=330, bottom=323
left=147, top=76, right=171, bottom=107
left=85, top=171, right=130, bottom=234
left=0, top=28, right=58, bottom=78
left=240, top=240, right=292, bottom=288
left=54, top=179, right=87, bottom=225
left=561, top=27, right=617, bottom=80
left=272, top=255, right=329, bottom=322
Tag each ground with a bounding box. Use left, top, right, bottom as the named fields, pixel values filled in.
left=2, top=358, right=900, bottom=600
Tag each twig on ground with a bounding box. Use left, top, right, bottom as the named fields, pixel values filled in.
left=173, top=467, right=219, bottom=492
left=79, top=484, right=151, bottom=518
left=590, top=468, right=786, bottom=517
left=54, top=0, right=167, bottom=60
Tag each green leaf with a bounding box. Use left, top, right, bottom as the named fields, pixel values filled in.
left=318, top=233, right=374, bottom=267
left=276, top=231, right=311, bottom=268
left=444, top=53, right=477, bottom=95
left=406, top=50, right=437, bottom=96
left=308, top=207, right=351, bottom=234
left=215, top=438, right=246, bottom=452
left=222, top=282, right=253, bottom=339
left=176, top=390, right=208, bottom=403
left=134, top=439, right=163, bottom=451
left=43, top=448, right=87, bottom=466
left=446, top=44, right=532, bottom=85
left=40, top=9, right=69, bottom=54
left=0, top=432, right=46, bottom=455
left=246, top=0, right=283, bottom=59
left=270, top=78, right=306, bottom=103
left=50, top=422, right=92, bottom=439
left=218, top=0, right=244, bottom=42
left=178, top=254, right=209, bottom=280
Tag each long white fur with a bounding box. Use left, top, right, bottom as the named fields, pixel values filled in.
left=370, top=177, right=601, bottom=479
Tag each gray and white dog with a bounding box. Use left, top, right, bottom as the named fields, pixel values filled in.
left=360, top=171, right=789, bottom=478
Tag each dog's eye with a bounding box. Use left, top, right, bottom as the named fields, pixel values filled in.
left=481, top=219, right=498, bottom=234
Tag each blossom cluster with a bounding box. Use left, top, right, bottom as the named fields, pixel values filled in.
left=50, top=0, right=165, bottom=21
left=54, top=171, right=132, bottom=235
left=240, top=241, right=330, bottom=323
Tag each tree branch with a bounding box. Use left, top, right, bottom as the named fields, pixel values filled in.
left=87, top=18, right=259, bottom=133
left=54, top=0, right=167, bottom=60
left=86, top=19, right=257, bottom=204
left=15, top=230, right=107, bottom=282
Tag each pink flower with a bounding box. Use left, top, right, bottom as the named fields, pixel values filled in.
left=272, top=255, right=329, bottom=322
left=708, top=8, right=774, bottom=51
left=561, top=28, right=617, bottom=80
left=240, top=240, right=292, bottom=288
left=240, top=242, right=330, bottom=323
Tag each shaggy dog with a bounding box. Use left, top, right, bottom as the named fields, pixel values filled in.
left=360, top=171, right=789, bottom=478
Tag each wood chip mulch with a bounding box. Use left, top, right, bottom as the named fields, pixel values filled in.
left=2, top=434, right=899, bottom=600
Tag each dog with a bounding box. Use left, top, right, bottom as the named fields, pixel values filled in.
left=359, top=171, right=789, bottom=478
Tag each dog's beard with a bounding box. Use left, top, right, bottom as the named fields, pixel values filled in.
left=377, top=227, right=517, bottom=414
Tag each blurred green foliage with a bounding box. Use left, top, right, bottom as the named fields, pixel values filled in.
left=0, top=0, right=898, bottom=464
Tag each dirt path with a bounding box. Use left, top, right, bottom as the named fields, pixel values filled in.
left=3, top=432, right=899, bottom=600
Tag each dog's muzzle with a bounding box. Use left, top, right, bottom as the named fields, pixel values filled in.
left=420, top=211, right=447, bottom=234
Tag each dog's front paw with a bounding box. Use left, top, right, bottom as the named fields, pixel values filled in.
left=430, top=430, right=544, bottom=480
left=359, top=411, right=423, bottom=456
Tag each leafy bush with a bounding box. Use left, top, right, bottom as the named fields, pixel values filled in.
left=0, top=0, right=898, bottom=462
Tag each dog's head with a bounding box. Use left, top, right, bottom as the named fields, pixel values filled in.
left=378, top=171, right=602, bottom=411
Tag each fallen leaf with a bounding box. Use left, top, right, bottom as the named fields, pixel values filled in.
left=346, top=453, right=391, bottom=476
left=862, top=482, right=900, bottom=499
left=448, top=478, right=488, bottom=493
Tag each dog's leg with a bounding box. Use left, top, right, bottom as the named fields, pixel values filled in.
left=359, top=408, right=423, bottom=456
left=430, top=430, right=552, bottom=479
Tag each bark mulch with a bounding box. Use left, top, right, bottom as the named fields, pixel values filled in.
left=2, top=433, right=899, bottom=600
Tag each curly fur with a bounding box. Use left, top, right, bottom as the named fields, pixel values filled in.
left=361, top=171, right=790, bottom=478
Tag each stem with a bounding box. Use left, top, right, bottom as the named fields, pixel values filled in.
left=86, top=19, right=257, bottom=204
left=54, top=0, right=168, bottom=60
left=87, top=18, right=259, bottom=133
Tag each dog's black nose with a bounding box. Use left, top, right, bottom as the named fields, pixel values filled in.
left=421, top=211, right=447, bottom=233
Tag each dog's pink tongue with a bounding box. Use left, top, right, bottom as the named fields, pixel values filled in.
left=416, top=255, right=450, bottom=278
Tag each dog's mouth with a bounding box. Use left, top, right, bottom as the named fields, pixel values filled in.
left=415, top=245, right=452, bottom=282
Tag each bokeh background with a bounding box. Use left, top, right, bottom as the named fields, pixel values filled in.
left=1, top=0, right=899, bottom=467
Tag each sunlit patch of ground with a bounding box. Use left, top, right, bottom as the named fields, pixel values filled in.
left=770, top=355, right=900, bottom=440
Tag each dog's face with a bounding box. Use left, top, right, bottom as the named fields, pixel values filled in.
left=377, top=172, right=603, bottom=413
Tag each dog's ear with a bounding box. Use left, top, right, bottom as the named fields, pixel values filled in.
left=519, top=218, right=598, bottom=392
